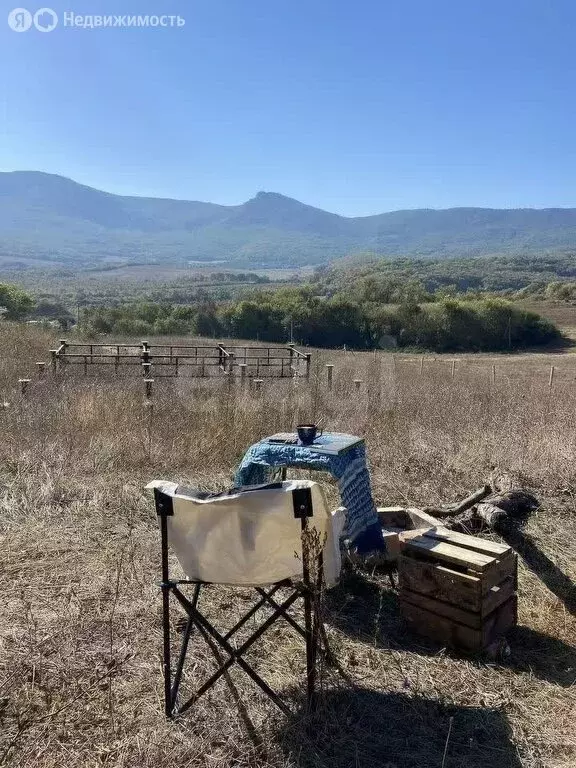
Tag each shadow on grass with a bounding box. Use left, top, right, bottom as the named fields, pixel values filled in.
left=325, top=568, right=576, bottom=687
left=278, top=687, right=522, bottom=768
left=501, top=527, right=576, bottom=616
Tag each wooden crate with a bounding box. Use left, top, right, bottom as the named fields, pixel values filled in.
left=399, top=527, right=517, bottom=653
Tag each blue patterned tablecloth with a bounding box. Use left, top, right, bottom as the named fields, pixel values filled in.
left=234, top=433, right=384, bottom=554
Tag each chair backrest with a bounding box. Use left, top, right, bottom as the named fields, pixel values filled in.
left=147, top=479, right=344, bottom=586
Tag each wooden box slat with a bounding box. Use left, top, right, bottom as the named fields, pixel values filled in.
left=399, top=554, right=483, bottom=612
left=402, top=535, right=497, bottom=572
left=400, top=575, right=515, bottom=628
left=400, top=595, right=518, bottom=653
left=421, top=528, right=511, bottom=558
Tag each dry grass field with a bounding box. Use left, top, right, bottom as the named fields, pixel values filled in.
left=1, top=323, right=575, bottom=768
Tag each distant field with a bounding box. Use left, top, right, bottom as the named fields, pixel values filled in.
left=519, top=301, right=576, bottom=337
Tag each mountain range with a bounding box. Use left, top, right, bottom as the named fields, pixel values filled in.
left=1, top=171, right=576, bottom=269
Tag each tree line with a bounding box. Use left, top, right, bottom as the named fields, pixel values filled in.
left=78, top=286, right=560, bottom=352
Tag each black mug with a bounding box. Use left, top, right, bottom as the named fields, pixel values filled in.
left=296, top=423, right=322, bottom=445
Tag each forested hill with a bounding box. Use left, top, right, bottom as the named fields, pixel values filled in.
left=3, top=171, right=576, bottom=268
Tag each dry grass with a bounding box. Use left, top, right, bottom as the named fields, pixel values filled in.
left=0, top=324, right=575, bottom=768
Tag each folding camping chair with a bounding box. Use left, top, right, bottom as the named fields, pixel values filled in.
left=150, top=479, right=345, bottom=718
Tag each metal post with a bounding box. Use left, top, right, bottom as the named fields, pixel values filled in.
left=420, top=356, right=424, bottom=374
left=239, top=363, right=247, bottom=387
left=305, top=353, right=311, bottom=380
left=451, top=360, right=456, bottom=379
left=253, top=378, right=263, bottom=393
left=354, top=379, right=362, bottom=392
left=326, top=364, right=334, bottom=391
left=144, top=378, right=154, bottom=399
left=83, top=356, right=88, bottom=376
left=175, top=356, right=179, bottom=377
left=36, top=362, right=46, bottom=379
left=491, top=364, right=496, bottom=385
left=50, top=350, right=57, bottom=375
left=549, top=366, right=555, bottom=390
left=228, top=352, right=235, bottom=377
left=142, top=362, right=152, bottom=378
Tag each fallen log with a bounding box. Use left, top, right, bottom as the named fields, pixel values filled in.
left=423, top=484, right=492, bottom=518
left=476, top=490, right=539, bottom=531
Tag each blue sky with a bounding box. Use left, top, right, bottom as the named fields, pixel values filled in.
left=1, top=0, right=575, bottom=216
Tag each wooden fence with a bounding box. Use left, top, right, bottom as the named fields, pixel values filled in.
left=48, top=340, right=311, bottom=380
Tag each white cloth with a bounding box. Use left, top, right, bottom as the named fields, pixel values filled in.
left=146, top=479, right=345, bottom=587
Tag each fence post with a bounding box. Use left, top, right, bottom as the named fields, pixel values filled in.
left=420, top=356, right=424, bottom=374
left=288, top=343, right=295, bottom=373
left=549, top=366, right=555, bottom=390
left=305, top=353, right=311, bottom=380
left=253, top=378, right=263, bottom=394
left=239, top=363, right=247, bottom=387
left=142, top=362, right=152, bottom=378
left=354, top=379, right=363, bottom=392
left=83, top=355, right=88, bottom=376
left=228, top=352, right=235, bottom=376
left=36, top=362, right=46, bottom=379
left=326, top=364, right=334, bottom=391
left=18, top=378, right=31, bottom=397
left=50, top=350, right=58, bottom=375
left=491, top=364, right=496, bottom=385
left=59, top=340, right=68, bottom=370
left=451, top=360, right=456, bottom=379
left=144, top=378, right=154, bottom=399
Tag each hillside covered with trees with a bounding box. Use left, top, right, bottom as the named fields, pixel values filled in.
left=78, top=287, right=560, bottom=353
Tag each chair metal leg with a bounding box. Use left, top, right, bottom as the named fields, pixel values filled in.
left=170, top=583, right=201, bottom=707
left=254, top=587, right=307, bottom=640
left=159, top=511, right=174, bottom=718
left=300, top=516, right=318, bottom=709
left=174, top=587, right=301, bottom=716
